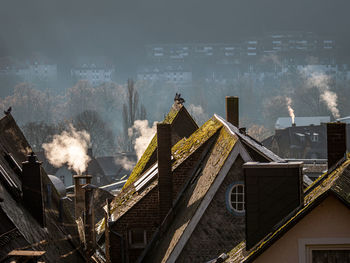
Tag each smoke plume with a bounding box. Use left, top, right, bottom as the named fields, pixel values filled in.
left=188, top=104, right=208, bottom=125
left=303, top=68, right=340, bottom=119
left=128, top=120, right=157, bottom=160
left=285, top=97, right=295, bottom=124
left=320, top=90, right=340, bottom=119
left=114, top=157, right=136, bottom=171
left=42, top=124, right=91, bottom=174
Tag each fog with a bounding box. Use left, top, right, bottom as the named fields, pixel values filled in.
left=1, top=0, right=350, bottom=157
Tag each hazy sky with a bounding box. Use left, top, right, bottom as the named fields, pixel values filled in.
left=1, top=0, right=349, bottom=61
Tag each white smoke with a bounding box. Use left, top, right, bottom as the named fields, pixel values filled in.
left=128, top=120, right=157, bottom=160
left=114, top=156, right=136, bottom=171
left=42, top=124, right=91, bottom=174
left=188, top=104, right=208, bottom=125
left=302, top=67, right=340, bottom=119
left=320, top=90, right=340, bottom=119
left=286, top=97, right=295, bottom=124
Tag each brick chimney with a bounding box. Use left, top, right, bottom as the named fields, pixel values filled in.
left=225, top=96, right=239, bottom=127
left=244, top=162, right=303, bottom=250
left=327, top=122, right=347, bottom=169
left=157, top=123, right=173, bottom=223
left=73, top=174, right=92, bottom=220
left=22, top=152, right=45, bottom=227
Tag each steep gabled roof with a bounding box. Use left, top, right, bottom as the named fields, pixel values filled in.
left=141, top=115, right=285, bottom=262
left=96, top=116, right=220, bottom=234
left=142, top=122, right=250, bottom=262
left=0, top=114, right=84, bottom=262
left=123, top=102, right=198, bottom=189
left=225, top=157, right=350, bottom=263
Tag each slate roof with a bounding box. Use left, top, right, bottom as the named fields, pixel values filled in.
left=0, top=114, right=85, bottom=262
left=225, top=157, right=350, bottom=263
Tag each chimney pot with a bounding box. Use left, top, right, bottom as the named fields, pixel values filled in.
left=157, top=123, right=172, bottom=223
left=225, top=96, right=239, bottom=127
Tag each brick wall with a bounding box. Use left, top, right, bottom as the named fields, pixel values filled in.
left=110, top=140, right=211, bottom=263
left=178, top=156, right=245, bottom=262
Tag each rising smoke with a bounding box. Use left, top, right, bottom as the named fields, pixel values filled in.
left=42, top=124, right=91, bottom=174
left=285, top=97, right=295, bottom=124
left=114, top=156, right=136, bottom=171
left=302, top=68, right=340, bottom=119
left=128, top=120, right=157, bottom=160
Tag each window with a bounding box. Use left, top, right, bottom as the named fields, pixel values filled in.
left=311, top=249, right=350, bottom=262
left=299, top=238, right=350, bottom=263
left=226, top=183, right=245, bottom=215
left=311, top=133, right=319, bottom=142
left=129, top=229, right=147, bottom=248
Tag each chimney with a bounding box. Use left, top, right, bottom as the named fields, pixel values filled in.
left=244, top=162, right=303, bottom=250
left=327, top=122, right=347, bottom=169
left=157, top=123, right=173, bottom=223
left=74, top=174, right=92, bottom=220
left=82, top=184, right=96, bottom=259
left=22, top=152, right=45, bottom=227
left=225, top=96, right=239, bottom=127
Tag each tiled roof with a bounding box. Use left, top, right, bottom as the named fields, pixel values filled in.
left=225, top=158, right=350, bottom=263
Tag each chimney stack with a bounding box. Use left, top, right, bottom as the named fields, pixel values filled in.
left=157, top=123, right=173, bottom=223
left=244, top=162, right=303, bottom=250
left=74, top=174, right=92, bottom=220
left=22, top=152, right=45, bottom=227
left=225, top=96, right=239, bottom=127
left=327, top=122, right=347, bottom=169
left=82, top=184, right=96, bottom=259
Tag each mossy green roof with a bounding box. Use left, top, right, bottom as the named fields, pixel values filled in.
left=226, top=158, right=350, bottom=263
left=96, top=116, right=222, bottom=234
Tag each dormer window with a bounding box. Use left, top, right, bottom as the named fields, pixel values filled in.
left=226, top=182, right=245, bottom=215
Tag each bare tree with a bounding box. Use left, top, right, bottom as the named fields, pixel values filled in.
left=21, top=122, right=59, bottom=152
left=120, top=79, right=146, bottom=152
left=74, top=110, right=116, bottom=156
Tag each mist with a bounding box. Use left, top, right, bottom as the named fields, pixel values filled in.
left=1, top=0, right=350, bottom=155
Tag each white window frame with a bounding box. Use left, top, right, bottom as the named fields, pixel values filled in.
left=229, top=183, right=245, bottom=214
left=298, top=238, right=350, bottom=263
